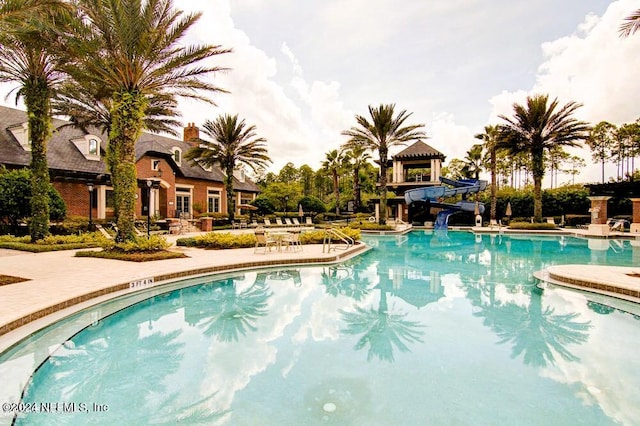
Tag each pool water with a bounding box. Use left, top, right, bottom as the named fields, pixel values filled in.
left=2, top=231, right=640, bottom=425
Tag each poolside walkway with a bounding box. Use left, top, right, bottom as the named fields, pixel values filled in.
left=0, top=232, right=368, bottom=340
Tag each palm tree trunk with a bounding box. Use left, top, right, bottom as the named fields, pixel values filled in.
left=225, top=166, right=235, bottom=221
left=378, top=147, right=388, bottom=224
left=353, top=168, right=361, bottom=211
left=490, top=145, right=497, bottom=221
left=532, top=151, right=544, bottom=222
left=24, top=76, right=52, bottom=242
left=109, top=90, right=147, bottom=242
left=333, top=170, right=340, bottom=215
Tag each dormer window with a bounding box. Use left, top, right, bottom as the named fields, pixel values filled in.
left=172, top=147, right=182, bottom=165
left=88, top=138, right=99, bottom=155
left=71, top=134, right=102, bottom=161
left=152, top=159, right=161, bottom=171
left=8, top=122, right=30, bottom=151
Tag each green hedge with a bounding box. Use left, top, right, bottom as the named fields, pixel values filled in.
left=177, top=228, right=361, bottom=249
left=507, top=222, right=558, bottom=230
left=0, top=233, right=106, bottom=252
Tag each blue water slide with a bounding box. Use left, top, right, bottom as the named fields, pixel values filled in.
left=404, top=177, right=487, bottom=230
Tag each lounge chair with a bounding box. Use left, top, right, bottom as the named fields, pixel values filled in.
left=254, top=228, right=277, bottom=253
left=305, top=217, right=313, bottom=226
left=94, top=223, right=113, bottom=240
left=292, top=218, right=301, bottom=226
left=250, top=220, right=259, bottom=228
left=284, top=218, right=294, bottom=227
left=264, top=219, right=272, bottom=227
left=609, top=220, right=626, bottom=232
left=489, top=219, right=500, bottom=229
left=275, top=217, right=285, bottom=227
left=546, top=217, right=556, bottom=225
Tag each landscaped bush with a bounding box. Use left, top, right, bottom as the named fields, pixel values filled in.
left=507, top=221, right=558, bottom=230
left=177, top=232, right=256, bottom=249
left=102, top=235, right=170, bottom=252
left=50, top=216, right=92, bottom=235
left=177, top=227, right=361, bottom=249
left=348, top=222, right=393, bottom=231
left=299, top=227, right=361, bottom=244
left=0, top=233, right=106, bottom=252
left=298, top=196, right=326, bottom=214
left=564, top=214, right=590, bottom=227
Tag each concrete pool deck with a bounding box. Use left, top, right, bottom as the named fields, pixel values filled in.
left=0, top=232, right=368, bottom=341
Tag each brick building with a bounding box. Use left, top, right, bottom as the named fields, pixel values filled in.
left=0, top=106, right=260, bottom=222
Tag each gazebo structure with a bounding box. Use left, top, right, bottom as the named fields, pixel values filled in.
left=380, top=141, right=446, bottom=223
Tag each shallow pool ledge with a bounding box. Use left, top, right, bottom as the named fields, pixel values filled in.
left=0, top=243, right=370, bottom=339
left=534, top=264, right=640, bottom=304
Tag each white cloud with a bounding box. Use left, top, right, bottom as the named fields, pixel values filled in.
left=487, top=0, right=640, bottom=183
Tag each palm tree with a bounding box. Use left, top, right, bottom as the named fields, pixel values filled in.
left=185, top=114, right=271, bottom=221
left=463, top=144, right=484, bottom=179
left=620, top=9, right=640, bottom=37
left=0, top=1, right=70, bottom=241
left=497, top=94, right=590, bottom=222
left=0, top=0, right=69, bottom=26
left=322, top=149, right=344, bottom=215
left=475, top=125, right=500, bottom=221
left=343, top=144, right=371, bottom=212
left=62, top=0, right=231, bottom=241
left=342, top=104, right=425, bottom=224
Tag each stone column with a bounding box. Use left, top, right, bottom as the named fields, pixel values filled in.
left=630, top=198, right=640, bottom=234
left=587, top=196, right=611, bottom=236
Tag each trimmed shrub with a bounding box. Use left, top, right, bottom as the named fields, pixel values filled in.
left=102, top=235, right=169, bottom=252
left=508, top=221, right=557, bottom=230
left=177, top=232, right=256, bottom=249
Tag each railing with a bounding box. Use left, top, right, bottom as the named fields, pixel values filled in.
left=323, top=228, right=354, bottom=253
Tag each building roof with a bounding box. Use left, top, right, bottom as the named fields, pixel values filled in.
left=0, top=106, right=260, bottom=192
left=392, top=140, right=445, bottom=161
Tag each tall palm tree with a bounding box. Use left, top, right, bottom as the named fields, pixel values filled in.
left=497, top=94, right=590, bottom=222
left=322, top=149, right=344, bottom=215
left=62, top=0, right=231, bottom=241
left=620, top=9, right=640, bottom=37
left=342, top=104, right=425, bottom=224
left=0, top=1, right=70, bottom=241
left=185, top=114, right=271, bottom=221
left=463, top=144, right=484, bottom=179
left=475, top=125, right=500, bottom=221
left=343, top=144, right=371, bottom=212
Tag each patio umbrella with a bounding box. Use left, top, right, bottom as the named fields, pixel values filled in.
left=505, top=202, right=512, bottom=217
left=238, top=204, right=258, bottom=211
left=298, top=203, right=304, bottom=217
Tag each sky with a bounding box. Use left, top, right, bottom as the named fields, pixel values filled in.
left=2, top=0, right=640, bottom=186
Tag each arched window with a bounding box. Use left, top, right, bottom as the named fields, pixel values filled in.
left=172, top=147, right=182, bottom=165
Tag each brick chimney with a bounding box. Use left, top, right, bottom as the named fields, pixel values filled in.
left=183, top=122, right=199, bottom=146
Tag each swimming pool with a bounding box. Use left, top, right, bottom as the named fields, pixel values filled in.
left=1, top=231, right=639, bottom=425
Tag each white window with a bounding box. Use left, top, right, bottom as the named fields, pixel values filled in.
left=151, top=159, right=161, bottom=171
left=88, top=139, right=99, bottom=155
left=71, top=134, right=102, bottom=161
left=207, top=189, right=221, bottom=213
left=175, top=187, right=191, bottom=216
